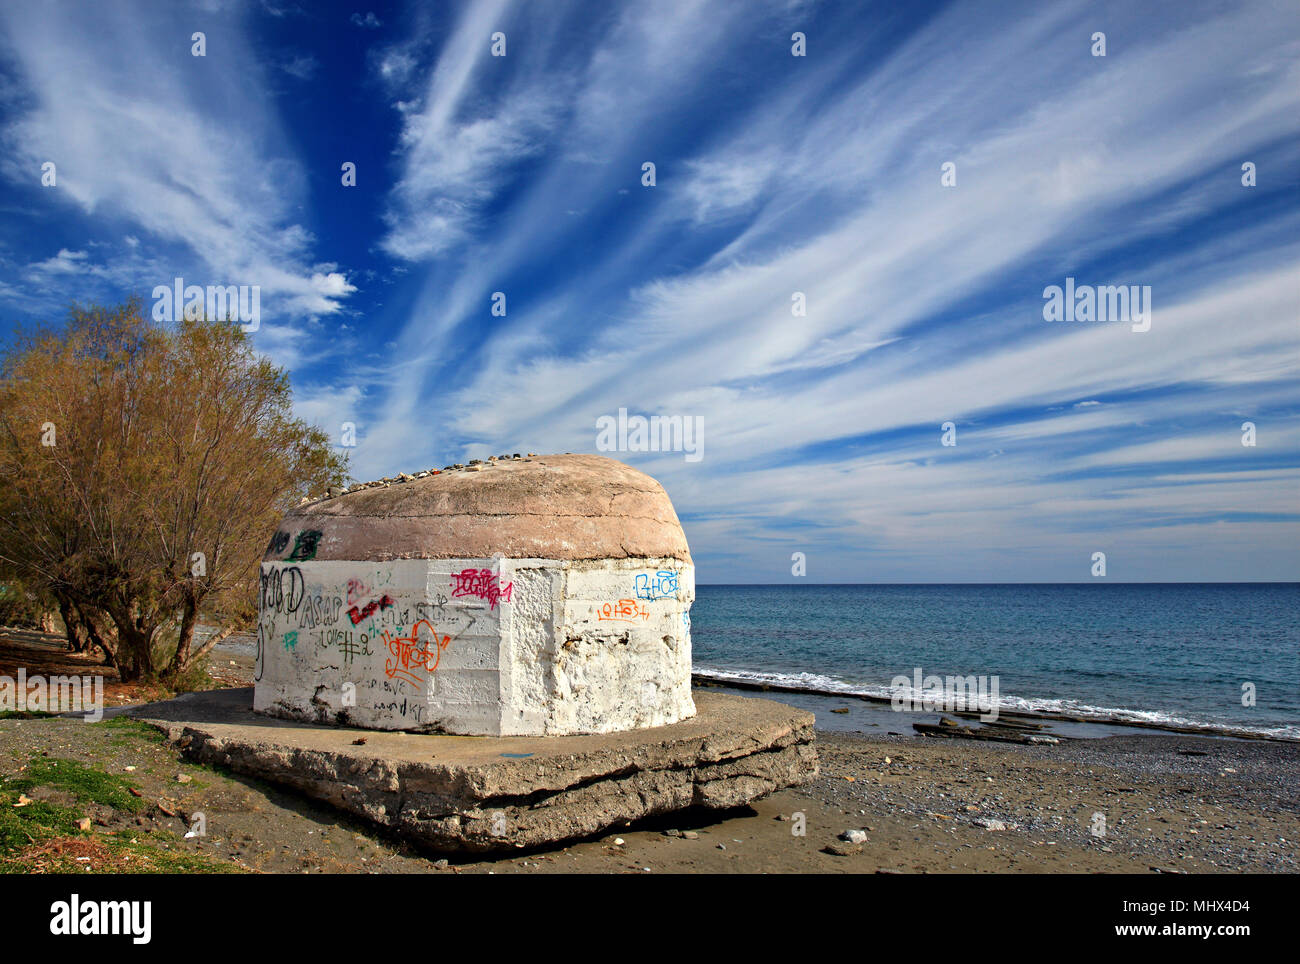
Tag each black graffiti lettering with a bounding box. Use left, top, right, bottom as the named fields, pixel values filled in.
left=297, top=593, right=342, bottom=630
left=254, top=624, right=265, bottom=682
left=261, top=566, right=306, bottom=614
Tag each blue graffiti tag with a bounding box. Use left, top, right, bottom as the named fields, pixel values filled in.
left=635, top=570, right=679, bottom=600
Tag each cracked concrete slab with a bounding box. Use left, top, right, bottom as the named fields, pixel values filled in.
left=132, top=687, right=818, bottom=852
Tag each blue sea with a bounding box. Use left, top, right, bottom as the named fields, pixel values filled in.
left=690, top=584, right=1299, bottom=741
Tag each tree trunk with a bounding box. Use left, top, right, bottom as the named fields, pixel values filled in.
left=191, top=625, right=234, bottom=664
left=76, top=602, right=120, bottom=671
left=164, top=593, right=199, bottom=682
left=55, top=592, right=88, bottom=652
left=105, top=602, right=154, bottom=682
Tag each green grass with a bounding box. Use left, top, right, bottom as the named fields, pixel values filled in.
left=0, top=790, right=80, bottom=853
left=5, top=757, right=145, bottom=812
left=94, top=715, right=166, bottom=745
left=0, top=755, right=236, bottom=874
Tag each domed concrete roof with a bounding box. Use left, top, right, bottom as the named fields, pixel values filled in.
left=265, top=453, right=691, bottom=563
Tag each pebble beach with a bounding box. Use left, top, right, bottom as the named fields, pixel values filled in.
left=3, top=631, right=1295, bottom=874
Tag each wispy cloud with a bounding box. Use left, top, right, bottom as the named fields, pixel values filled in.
left=0, top=0, right=355, bottom=324
left=281, top=53, right=320, bottom=80
left=354, top=0, right=1299, bottom=579
left=2, top=0, right=1296, bottom=581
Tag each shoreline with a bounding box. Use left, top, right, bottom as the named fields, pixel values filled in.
left=3, top=629, right=1296, bottom=873
left=693, top=670, right=1298, bottom=744
left=2, top=626, right=1290, bottom=744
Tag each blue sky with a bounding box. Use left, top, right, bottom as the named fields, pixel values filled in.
left=1, top=0, right=1297, bottom=583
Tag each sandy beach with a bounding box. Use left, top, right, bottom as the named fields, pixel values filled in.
left=2, top=631, right=1294, bottom=874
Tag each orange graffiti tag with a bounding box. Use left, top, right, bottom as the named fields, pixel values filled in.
left=596, top=598, right=651, bottom=623
left=381, top=619, right=451, bottom=689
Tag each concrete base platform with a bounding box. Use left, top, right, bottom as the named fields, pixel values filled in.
left=132, top=687, right=818, bottom=852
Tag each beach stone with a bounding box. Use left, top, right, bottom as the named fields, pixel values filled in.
left=974, top=818, right=1008, bottom=830
left=823, top=840, right=862, bottom=856
left=133, top=687, right=818, bottom=853
left=840, top=828, right=869, bottom=844
left=256, top=454, right=696, bottom=736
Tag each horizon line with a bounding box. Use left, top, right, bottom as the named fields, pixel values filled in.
left=694, top=581, right=1300, bottom=587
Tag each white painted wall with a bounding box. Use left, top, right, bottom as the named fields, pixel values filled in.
left=253, top=556, right=695, bottom=735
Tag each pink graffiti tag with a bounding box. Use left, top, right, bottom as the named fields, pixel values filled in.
left=381, top=619, right=451, bottom=689
left=450, top=568, right=514, bottom=609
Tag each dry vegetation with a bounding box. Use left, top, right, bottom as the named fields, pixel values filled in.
left=0, top=298, right=347, bottom=686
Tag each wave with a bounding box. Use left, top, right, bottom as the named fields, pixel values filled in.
left=692, top=665, right=1300, bottom=742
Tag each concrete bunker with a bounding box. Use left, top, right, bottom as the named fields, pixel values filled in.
left=254, top=453, right=696, bottom=736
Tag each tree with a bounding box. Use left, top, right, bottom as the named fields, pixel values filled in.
left=0, top=567, right=55, bottom=632
left=0, top=298, right=347, bottom=684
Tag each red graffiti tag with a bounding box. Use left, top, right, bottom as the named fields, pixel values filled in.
left=381, top=619, right=451, bottom=689
left=450, top=568, right=513, bottom=609
left=347, top=594, right=395, bottom=625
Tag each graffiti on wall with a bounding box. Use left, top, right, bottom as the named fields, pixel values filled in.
left=597, top=599, right=650, bottom=622
left=257, top=560, right=690, bottom=729
left=261, top=565, right=305, bottom=614
left=347, top=594, right=395, bottom=625
left=266, top=530, right=322, bottom=561
left=450, top=567, right=514, bottom=609
left=258, top=561, right=490, bottom=726
left=286, top=530, right=322, bottom=561
left=635, top=570, right=679, bottom=600
left=381, top=619, right=452, bottom=689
